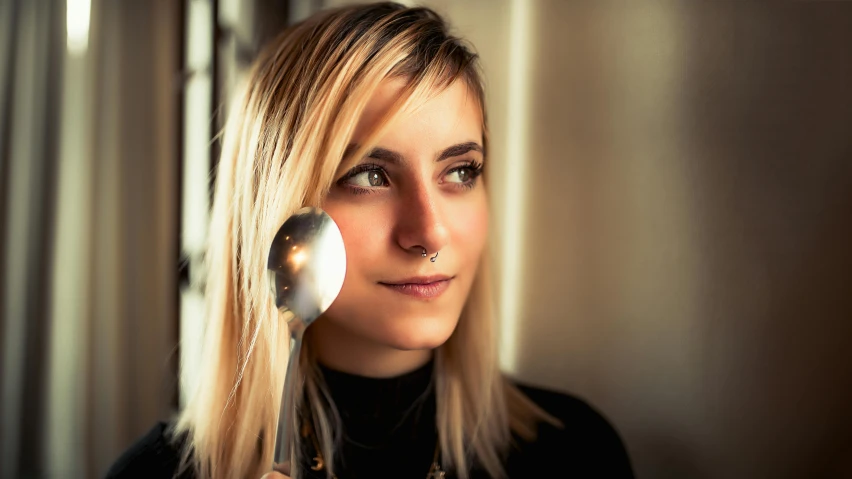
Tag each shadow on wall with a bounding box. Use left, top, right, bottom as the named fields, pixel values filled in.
left=512, top=2, right=852, bottom=479
left=688, top=4, right=852, bottom=478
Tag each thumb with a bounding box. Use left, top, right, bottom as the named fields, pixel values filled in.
left=262, top=461, right=291, bottom=478
left=260, top=473, right=290, bottom=479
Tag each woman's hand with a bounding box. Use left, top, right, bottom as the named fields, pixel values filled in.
left=261, top=462, right=291, bottom=479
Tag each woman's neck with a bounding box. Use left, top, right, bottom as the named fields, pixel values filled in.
left=308, top=317, right=434, bottom=378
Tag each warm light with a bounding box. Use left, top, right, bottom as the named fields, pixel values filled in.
left=66, top=0, right=92, bottom=55
left=500, top=0, right=531, bottom=375
left=289, top=250, right=307, bottom=269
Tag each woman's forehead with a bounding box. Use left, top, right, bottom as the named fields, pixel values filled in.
left=351, top=77, right=483, bottom=153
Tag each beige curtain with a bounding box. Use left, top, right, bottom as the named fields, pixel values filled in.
left=0, top=0, right=181, bottom=477
left=0, top=0, right=64, bottom=475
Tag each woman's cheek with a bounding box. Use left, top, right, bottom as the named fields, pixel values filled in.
left=451, top=197, right=489, bottom=252
left=328, top=204, right=389, bottom=267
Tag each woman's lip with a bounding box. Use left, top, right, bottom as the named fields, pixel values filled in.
left=379, top=279, right=451, bottom=299
left=382, top=275, right=452, bottom=285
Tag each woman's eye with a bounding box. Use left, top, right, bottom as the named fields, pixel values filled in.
left=347, top=169, right=388, bottom=188
left=445, top=168, right=472, bottom=184
left=444, top=162, right=483, bottom=186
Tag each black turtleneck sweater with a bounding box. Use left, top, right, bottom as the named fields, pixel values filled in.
left=303, top=361, right=440, bottom=478
left=106, top=361, right=634, bottom=478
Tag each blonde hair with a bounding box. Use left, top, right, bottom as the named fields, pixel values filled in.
left=174, top=3, right=557, bottom=478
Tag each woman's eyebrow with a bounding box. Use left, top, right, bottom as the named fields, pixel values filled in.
left=367, top=147, right=404, bottom=164
left=343, top=141, right=483, bottom=165
left=344, top=143, right=404, bottom=165
left=436, top=142, right=483, bottom=161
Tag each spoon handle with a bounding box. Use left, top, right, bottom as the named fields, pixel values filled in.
left=274, top=327, right=303, bottom=465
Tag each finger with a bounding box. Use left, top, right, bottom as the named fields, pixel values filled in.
left=260, top=473, right=289, bottom=479
left=273, top=461, right=291, bottom=475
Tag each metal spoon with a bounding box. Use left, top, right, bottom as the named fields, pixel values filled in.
left=267, top=207, right=346, bottom=465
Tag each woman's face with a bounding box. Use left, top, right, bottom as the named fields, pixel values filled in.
left=317, top=77, right=488, bottom=359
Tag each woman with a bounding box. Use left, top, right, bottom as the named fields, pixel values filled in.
left=107, top=3, right=633, bottom=478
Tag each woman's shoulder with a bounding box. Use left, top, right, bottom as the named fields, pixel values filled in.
left=514, top=381, right=619, bottom=434
left=506, top=381, right=635, bottom=478
left=105, top=421, right=190, bottom=479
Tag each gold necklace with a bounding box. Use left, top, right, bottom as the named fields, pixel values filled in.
left=303, top=421, right=446, bottom=479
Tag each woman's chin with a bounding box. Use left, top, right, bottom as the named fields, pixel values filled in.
left=377, top=318, right=457, bottom=351
left=385, top=335, right=448, bottom=352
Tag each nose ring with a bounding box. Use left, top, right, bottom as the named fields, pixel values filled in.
left=421, top=248, right=439, bottom=262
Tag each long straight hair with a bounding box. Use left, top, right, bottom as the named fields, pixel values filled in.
left=174, top=3, right=557, bottom=478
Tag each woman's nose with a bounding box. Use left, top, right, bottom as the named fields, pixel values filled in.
left=394, top=185, right=450, bottom=257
